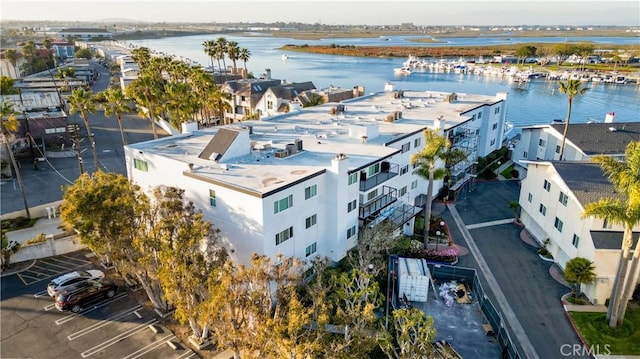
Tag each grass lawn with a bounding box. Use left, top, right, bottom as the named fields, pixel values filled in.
left=500, top=165, right=515, bottom=179
left=569, top=307, right=640, bottom=355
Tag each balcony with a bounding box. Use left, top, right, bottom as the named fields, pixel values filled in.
left=359, top=162, right=399, bottom=192
left=359, top=186, right=397, bottom=220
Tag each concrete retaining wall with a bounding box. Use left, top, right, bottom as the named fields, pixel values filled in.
left=1, top=200, right=63, bottom=220
left=12, top=236, right=86, bottom=263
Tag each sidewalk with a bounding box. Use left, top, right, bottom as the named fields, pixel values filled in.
left=5, top=217, right=65, bottom=245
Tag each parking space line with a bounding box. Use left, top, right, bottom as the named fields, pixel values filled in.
left=38, top=259, right=77, bottom=271
left=55, top=293, right=128, bottom=325
left=68, top=305, right=143, bottom=341
left=33, top=289, right=49, bottom=298
left=17, top=272, right=47, bottom=285
left=49, top=256, right=91, bottom=267
left=121, top=334, right=175, bottom=359
left=60, top=255, right=92, bottom=265
left=80, top=318, right=158, bottom=358
left=44, top=303, right=57, bottom=311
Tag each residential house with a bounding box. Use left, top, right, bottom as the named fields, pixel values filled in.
left=519, top=160, right=639, bottom=304
left=253, top=81, right=316, bottom=117
left=124, top=89, right=509, bottom=266
left=513, top=115, right=638, bottom=176
left=222, top=76, right=283, bottom=123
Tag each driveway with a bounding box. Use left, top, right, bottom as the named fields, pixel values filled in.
left=445, top=180, right=589, bottom=359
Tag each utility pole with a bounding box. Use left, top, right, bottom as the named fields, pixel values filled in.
left=67, top=124, right=84, bottom=174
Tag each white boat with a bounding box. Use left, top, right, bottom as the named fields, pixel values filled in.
left=614, top=75, right=627, bottom=84
left=394, top=66, right=412, bottom=75
left=281, top=54, right=288, bottom=61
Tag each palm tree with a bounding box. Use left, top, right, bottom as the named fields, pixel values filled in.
left=226, top=41, right=240, bottom=74
left=582, top=142, right=640, bottom=327
left=164, top=81, right=198, bottom=129
left=131, top=47, right=152, bottom=70
left=42, top=37, right=54, bottom=68
left=239, top=48, right=251, bottom=76
left=21, top=41, right=35, bottom=75
left=0, top=102, right=30, bottom=218
left=125, top=73, right=163, bottom=139
left=208, top=87, right=231, bottom=125
left=557, top=79, right=588, bottom=161
left=68, top=87, right=99, bottom=171
left=564, top=257, right=596, bottom=298
left=203, top=40, right=216, bottom=74
left=215, top=37, right=228, bottom=80
left=411, top=128, right=467, bottom=248
left=102, top=88, right=130, bottom=146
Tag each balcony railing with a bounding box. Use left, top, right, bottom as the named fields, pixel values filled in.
left=359, top=186, right=397, bottom=219
left=359, top=162, right=399, bottom=192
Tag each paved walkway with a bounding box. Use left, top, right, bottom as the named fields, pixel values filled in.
left=5, top=217, right=65, bottom=245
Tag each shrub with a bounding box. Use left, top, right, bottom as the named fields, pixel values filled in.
left=24, top=233, right=47, bottom=246
left=404, top=246, right=459, bottom=263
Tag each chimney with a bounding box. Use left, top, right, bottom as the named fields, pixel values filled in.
left=605, top=112, right=615, bottom=123
left=264, top=68, right=271, bottom=80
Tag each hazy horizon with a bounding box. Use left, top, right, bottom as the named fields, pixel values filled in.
left=1, top=0, right=639, bottom=27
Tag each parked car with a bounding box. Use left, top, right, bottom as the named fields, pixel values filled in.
left=47, top=269, right=105, bottom=297
left=54, top=279, right=118, bottom=313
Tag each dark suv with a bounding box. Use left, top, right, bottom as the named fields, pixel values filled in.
left=55, top=279, right=118, bottom=313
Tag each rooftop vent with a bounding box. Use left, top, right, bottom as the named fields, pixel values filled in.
left=274, top=149, right=289, bottom=158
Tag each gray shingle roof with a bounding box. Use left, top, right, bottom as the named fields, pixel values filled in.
left=198, top=128, right=239, bottom=161
left=551, top=161, right=622, bottom=206
left=268, top=81, right=316, bottom=100
left=549, top=122, right=640, bottom=155
left=590, top=230, right=640, bottom=250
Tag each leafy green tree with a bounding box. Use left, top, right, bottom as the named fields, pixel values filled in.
left=564, top=257, right=597, bottom=297
left=552, top=43, right=575, bottom=66
left=126, top=72, right=163, bottom=139
left=68, top=87, right=99, bottom=170
left=583, top=142, right=640, bottom=327
left=303, top=93, right=325, bottom=108
left=0, top=76, right=19, bottom=94
left=557, top=80, right=588, bottom=161
left=509, top=201, right=521, bottom=223
left=74, top=48, right=92, bottom=60
left=515, top=45, right=537, bottom=65
left=380, top=307, right=437, bottom=359
left=0, top=102, right=30, bottom=218
left=0, top=234, right=21, bottom=271
left=101, top=87, right=130, bottom=146
left=411, top=128, right=467, bottom=248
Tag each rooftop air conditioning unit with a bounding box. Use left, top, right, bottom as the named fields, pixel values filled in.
left=274, top=149, right=289, bottom=158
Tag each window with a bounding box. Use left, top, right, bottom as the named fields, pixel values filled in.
left=400, top=165, right=409, bottom=175
left=399, top=186, right=407, bottom=197
left=603, top=218, right=613, bottom=229
left=209, top=189, right=216, bottom=207
left=494, top=107, right=500, bottom=114
left=572, top=234, right=580, bottom=248
left=490, top=139, right=495, bottom=146
left=559, top=192, right=568, bottom=206
left=348, top=173, right=358, bottom=185
left=348, top=200, right=357, bottom=212
left=367, top=163, right=380, bottom=177
left=477, top=112, right=482, bottom=119
left=305, top=185, right=317, bottom=200
left=401, top=142, right=410, bottom=153
left=554, top=217, right=564, bottom=232
left=305, top=214, right=317, bottom=229
left=411, top=180, right=418, bottom=190
left=367, top=189, right=378, bottom=201
left=492, top=123, right=498, bottom=130
left=556, top=145, right=561, bottom=154
left=539, top=139, right=546, bottom=147
left=539, top=203, right=547, bottom=216
left=267, top=100, right=273, bottom=110
left=274, top=195, right=293, bottom=213
left=275, top=227, right=293, bottom=245
left=305, top=242, right=317, bottom=257
left=543, top=179, right=551, bottom=192
left=414, top=138, right=421, bottom=147
left=523, top=151, right=528, bottom=158
left=134, top=158, right=148, bottom=172
left=347, top=226, right=357, bottom=239
left=528, top=193, right=533, bottom=203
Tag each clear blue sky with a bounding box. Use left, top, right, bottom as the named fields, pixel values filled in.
left=1, top=0, right=639, bottom=26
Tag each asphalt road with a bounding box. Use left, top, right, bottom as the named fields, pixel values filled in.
left=1, top=61, right=167, bottom=215
left=0, top=250, right=196, bottom=359
left=448, top=181, right=590, bottom=359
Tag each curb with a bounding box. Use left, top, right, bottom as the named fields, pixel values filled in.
left=560, top=297, right=597, bottom=359
left=0, top=259, right=37, bottom=278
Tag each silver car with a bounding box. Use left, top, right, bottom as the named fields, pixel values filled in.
left=47, top=270, right=105, bottom=297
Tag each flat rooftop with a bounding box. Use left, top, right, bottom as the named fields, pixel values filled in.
left=0, top=92, right=62, bottom=111
left=129, top=90, right=503, bottom=196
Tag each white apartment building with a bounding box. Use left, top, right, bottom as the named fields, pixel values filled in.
left=519, top=160, right=639, bottom=304
left=125, top=90, right=509, bottom=265
left=513, top=116, right=637, bottom=176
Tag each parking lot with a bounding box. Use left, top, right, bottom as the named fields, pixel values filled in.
left=1, top=250, right=197, bottom=359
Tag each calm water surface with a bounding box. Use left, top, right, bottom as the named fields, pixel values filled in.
left=128, top=34, right=640, bottom=131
